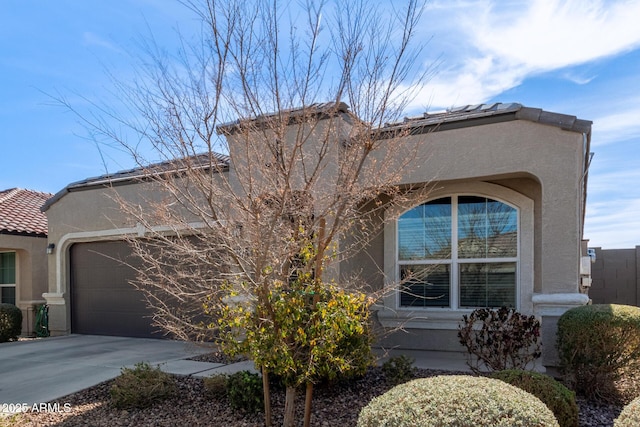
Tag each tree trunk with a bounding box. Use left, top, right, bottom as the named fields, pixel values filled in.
left=283, top=386, right=297, bottom=427
left=303, top=382, right=313, bottom=427
left=262, top=366, right=272, bottom=427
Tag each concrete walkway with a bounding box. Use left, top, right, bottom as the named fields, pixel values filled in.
left=0, top=335, right=256, bottom=412
left=0, top=334, right=477, bottom=414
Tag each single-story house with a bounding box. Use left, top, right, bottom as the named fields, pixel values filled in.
left=0, top=188, right=52, bottom=335
left=42, top=102, right=593, bottom=369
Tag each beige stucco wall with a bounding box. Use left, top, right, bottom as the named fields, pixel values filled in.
left=224, top=112, right=353, bottom=215
left=44, top=113, right=590, bottom=367
left=339, top=119, right=589, bottom=361
left=0, top=234, right=48, bottom=335
left=44, top=174, right=229, bottom=335
left=385, top=120, right=583, bottom=293
left=224, top=115, right=590, bottom=361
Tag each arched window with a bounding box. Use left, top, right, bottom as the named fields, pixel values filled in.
left=397, top=196, right=518, bottom=309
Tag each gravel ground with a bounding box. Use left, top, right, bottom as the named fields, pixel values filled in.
left=8, top=365, right=623, bottom=427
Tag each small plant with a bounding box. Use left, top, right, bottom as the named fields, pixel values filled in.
left=0, top=413, right=23, bottom=426
left=381, top=355, right=415, bottom=385
left=491, top=369, right=578, bottom=427
left=357, top=375, right=559, bottom=427
left=0, top=303, right=22, bottom=343
left=615, top=395, right=640, bottom=427
left=458, top=307, right=541, bottom=373
left=203, top=373, right=228, bottom=399
left=226, top=370, right=264, bottom=413
left=110, top=362, right=176, bottom=409
left=34, top=304, right=49, bottom=338
left=557, top=304, right=640, bottom=404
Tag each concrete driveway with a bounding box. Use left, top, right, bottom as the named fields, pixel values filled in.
left=0, top=334, right=224, bottom=408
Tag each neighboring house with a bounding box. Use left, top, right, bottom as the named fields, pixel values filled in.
left=0, top=188, right=52, bottom=335
left=42, top=103, right=592, bottom=369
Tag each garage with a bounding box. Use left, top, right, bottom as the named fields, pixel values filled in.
left=70, top=241, right=163, bottom=338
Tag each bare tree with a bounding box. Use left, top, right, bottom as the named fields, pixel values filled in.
left=63, top=0, right=434, bottom=425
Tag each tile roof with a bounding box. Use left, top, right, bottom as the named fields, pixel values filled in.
left=381, top=102, right=592, bottom=135
left=43, top=102, right=593, bottom=212
left=0, top=188, right=52, bottom=237
left=42, top=152, right=230, bottom=212
left=65, top=152, right=229, bottom=189
left=217, top=102, right=351, bottom=135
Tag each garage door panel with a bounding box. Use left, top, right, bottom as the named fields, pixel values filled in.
left=83, top=288, right=148, bottom=312
left=70, top=241, right=163, bottom=338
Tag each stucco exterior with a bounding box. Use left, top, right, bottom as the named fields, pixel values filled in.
left=355, top=119, right=590, bottom=365
left=0, top=234, right=48, bottom=335
left=43, top=103, right=592, bottom=369
left=0, top=187, right=51, bottom=336
left=43, top=172, right=229, bottom=335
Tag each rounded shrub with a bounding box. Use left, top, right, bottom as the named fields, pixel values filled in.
left=110, top=362, right=176, bottom=409
left=381, top=355, right=416, bottom=385
left=615, top=395, right=640, bottom=427
left=357, top=375, right=559, bottom=427
left=557, top=304, right=640, bottom=404
left=491, top=369, right=578, bottom=427
left=226, top=370, right=264, bottom=413
left=0, top=303, right=23, bottom=343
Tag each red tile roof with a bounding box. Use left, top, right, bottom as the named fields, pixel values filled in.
left=0, top=188, right=52, bottom=237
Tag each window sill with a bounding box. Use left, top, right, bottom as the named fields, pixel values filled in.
left=375, top=307, right=472, bottom=330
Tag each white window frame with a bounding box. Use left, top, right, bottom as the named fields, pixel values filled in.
left=0, top=251, right=17, bottom=305
left=378, top=182, right=534, bottom=330
left=397, top=195, right=520, bottom=310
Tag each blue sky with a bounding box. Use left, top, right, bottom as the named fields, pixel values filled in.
left=1, top=0, right=640, bottom=249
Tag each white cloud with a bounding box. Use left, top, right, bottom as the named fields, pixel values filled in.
left=586, top=163, right=640, bottom=248
left=471, top=0, right=640, bottom=70
left=409, top=0, right=640, bottom=109
left=588, top=168, right=640, bottom=196
left=82, top=32, right=122, bottom=53
left=585, top=198, right=640, bottom=248
left=592, top=107, right=640, bottom=146
left=560, top=71, right=596, bottom=85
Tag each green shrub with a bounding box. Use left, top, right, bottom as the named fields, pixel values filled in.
left=458, top=307, right=541, bottom=373
left=0, top=303, right=22, bottom=343
left=110, top=362, right=176, bottom=409
left=220, top=280, right=374, bottom=388
left=557, top=304, right=640, bottom=404
left=203, top=373, right=228, bottom=399
left=381, top=355, right=415, bottom=385
left=491, top=369, right=578, bottom=427
left=226, top=370, right=264, bottom=413
left=357, top=375, right=559, bottom=427
left=615, top=395, right=640, bottom=427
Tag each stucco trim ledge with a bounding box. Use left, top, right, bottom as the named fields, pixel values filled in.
left=532, top=293, right=590, bottom=316
left=42, top=293, right=66, bottom=305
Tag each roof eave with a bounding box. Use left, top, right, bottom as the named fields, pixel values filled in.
left=377, top=105, right=592, bottom=138
left=41, top=162, right=230, bottom=212
left=0, top=229, right=48, bottom=238
left=217, top=102, right=351, bottom=135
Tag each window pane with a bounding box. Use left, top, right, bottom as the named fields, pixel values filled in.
left=459, top=262, right=516, bottom=308
left=458, top=196, right=517, bottom=259
left=398, top=198, right=451, bottom=260
left=400, top=264, right=450, bottom=307
left=0, top=253, right=16, bottom=284
left=1, top=286, right=16, bottom=305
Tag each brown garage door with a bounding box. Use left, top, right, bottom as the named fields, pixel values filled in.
left=70, top=241, right=163, bottom=338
